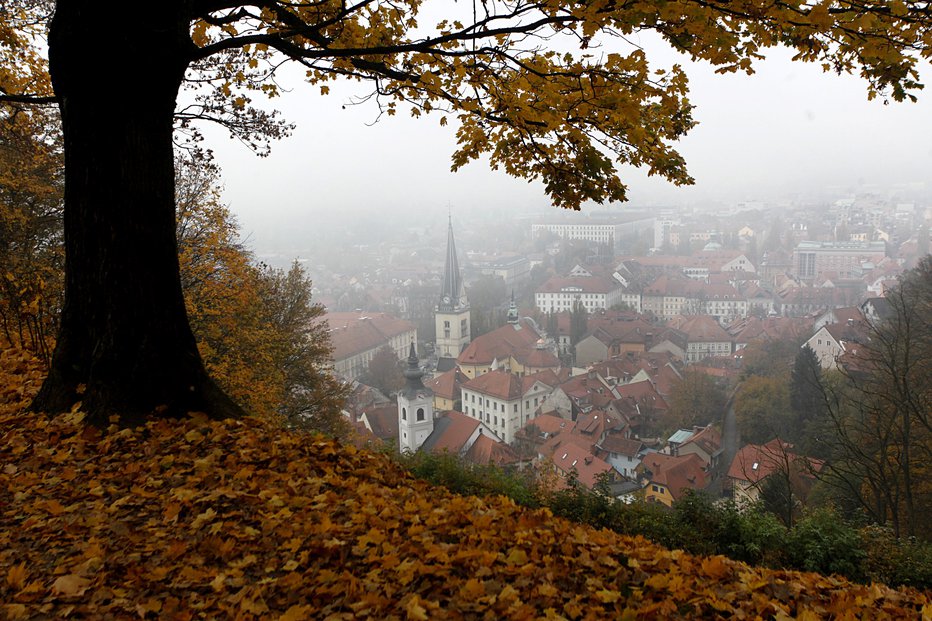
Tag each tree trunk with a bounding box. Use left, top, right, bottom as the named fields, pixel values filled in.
left=32, top=2, right=243, bottom=425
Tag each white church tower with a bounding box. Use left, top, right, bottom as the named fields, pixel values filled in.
left=397, top=343, right=434, bottom=453
left=435, top=216, right=470, bottom=363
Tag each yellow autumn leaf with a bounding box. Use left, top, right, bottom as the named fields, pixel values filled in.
left=595, top=589, right=621, bottom=603
left=51, top=574, right=91, bottom=597
left=405, top=595, right=429, bottom=621
left=5, top=563, right=27, bottom=589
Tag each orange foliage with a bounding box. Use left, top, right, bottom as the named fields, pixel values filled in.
left=1, top=351, right=929, bottom=619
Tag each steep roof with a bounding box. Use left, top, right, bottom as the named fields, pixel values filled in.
left=419, top=410, right=479, bottom=455
left=438, top=217, right=467, bottom=312
left=823, top=320, right=871, bottom=346
left=549, top=443, right=616, bottom=488
left=462, top=369, right=523, bottom=400
left=726, top=316, right=813, bottom=344
left=425, top=367, right=467, bottom=401
left=727, top=439, right=823, bottom=485
left=680, top=426, right=722, bottom=458
left=457, top=318, right=547, bottom=367
left=537, top=275, right=622, bottom=295
left=360, top=405, right=399, bottom=441
left=667, top=315, right=732, bottom=343
left=325, top=312, right=416, bottom=360
left=463, top=434, right=522, bottom=466
left=640, top=453, right=707, bottom=501
left=599, top=435, right=643, bottom=458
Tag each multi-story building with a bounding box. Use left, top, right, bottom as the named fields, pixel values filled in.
left=460, top=368, right=557, bottom=443
left=792, top=240, right=886, bottom=281
left=467, top=253, right=531, bottom=294
left=531, top=222, right=620, bottom=246
left=668, top=315, right=734, bottom=363
left=458, top=303, right=561, bottom=379
left=326, top=311, right=417, bottom=380
left=535, top=275, right=624, bottom=313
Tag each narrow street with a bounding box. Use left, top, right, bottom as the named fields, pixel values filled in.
left=710, top=393, right=739, bottom=498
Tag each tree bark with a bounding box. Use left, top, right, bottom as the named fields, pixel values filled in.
left=32, top=1, right=243, bottom=425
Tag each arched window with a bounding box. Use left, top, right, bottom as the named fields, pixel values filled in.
left=416, top=408, right=425, bottom=422
left=401, top=407, right=407, bottom=421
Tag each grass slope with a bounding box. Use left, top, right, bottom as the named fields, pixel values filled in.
left=1, top=347, right=929, bottom=619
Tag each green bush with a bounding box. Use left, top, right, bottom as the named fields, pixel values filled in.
left=859, top=525, right=932, bottom=590
left=389, top=449, right=932, bottom=588
left=785, top=508, right=866, bottom=580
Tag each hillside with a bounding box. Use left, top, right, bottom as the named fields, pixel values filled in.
left=1, top=347, right=929, bottom=619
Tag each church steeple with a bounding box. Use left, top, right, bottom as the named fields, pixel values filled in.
left=507, top=290, right=519, bottom=325
left=435, top=216, right=471, bottom=359
left=398, top=342, right=433, bottom=453
left=438, top=215, right=467, bottom=312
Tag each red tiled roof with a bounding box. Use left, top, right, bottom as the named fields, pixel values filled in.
left=424, top=367, right=467, bottom=401
left=524, top=413, right=571, bottom=435
left=425, top=410, right=480, bottom=454
left=667, top=315, right=732, bottom=343
left=599, top=435, right=643, bottom=457
left=614, top=380, right=668, bottom=410
left=640, top=453, right=707, bottom=501
left=325, top=311, right=415, bottom=360
left=823, top=321, right=870, bottom=346
left=726, top=316, right=814, bottom=344
left=539, top=432, right=596, bottom=460
left=463, top=369, right=523, bottom=400
left=727, top=438, right=823, bottom=484
left=537, top=275, right=622, bottom=294
left=360, top=405, right=399, bottom=441
left=458, top=318, right=552, bottom=368
left=522, top=369, right=562, bottom=391
left=464, top=434, right=522, bottom=466
left=549, top=443, right=615, bottom=488
left=680, top=426, right=722, bottom=457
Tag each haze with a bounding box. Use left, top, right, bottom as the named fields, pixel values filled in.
left=201, top=38, right=932, bottom=257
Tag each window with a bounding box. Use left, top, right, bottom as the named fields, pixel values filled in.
left=401, top=407, right=407, bottom=421
left=494, top=416, right=498, bottom=426
left=651, top=485, right=659, bottom=492
left=525, top=400, right=530, bottom=409
left=416, top=408, right=425, bottom=422
left=514, top=404, right=518, bottom=413
left=493, top=402, right=498, bottom=411
left=471, top=394, right=475, bottom=403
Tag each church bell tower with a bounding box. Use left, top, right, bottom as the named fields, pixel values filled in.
left=397, top=343, right=434, bottom=453
left=435, top=216, right=471, bottom=361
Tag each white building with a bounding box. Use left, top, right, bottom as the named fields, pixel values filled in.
left=535, top=275, right=624, bottom=313
left=397, top=345, right=435, bottom=452
left=460, top=368, right=556, bottom=444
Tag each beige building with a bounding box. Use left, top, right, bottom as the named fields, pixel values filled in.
left=326, top=311, right=417, bottom=380
left=461, top=368, right=558, bottom=443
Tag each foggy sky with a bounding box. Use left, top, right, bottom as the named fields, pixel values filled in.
left=201, top=37, right=932, bottom=252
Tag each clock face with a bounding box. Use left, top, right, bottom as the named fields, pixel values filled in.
left=442, top=295, right=451, bottom=304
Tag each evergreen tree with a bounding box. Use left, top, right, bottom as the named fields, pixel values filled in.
left=790, top=345, right=826, bottom=454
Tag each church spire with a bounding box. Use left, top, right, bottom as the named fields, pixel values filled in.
left=507, top=290, right=519, bottom=325
left=439, top=215, right=466, bottom=311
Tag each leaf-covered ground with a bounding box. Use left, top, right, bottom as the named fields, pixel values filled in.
left=1, top=348, right=930, bottom=620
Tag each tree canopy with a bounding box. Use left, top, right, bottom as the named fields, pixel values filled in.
left=3, top=1, right=932, bottom=421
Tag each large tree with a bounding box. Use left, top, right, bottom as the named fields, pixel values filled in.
left=818, top=258, right=932, bottom=538
left=3, top=1, right=931, bottom=422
